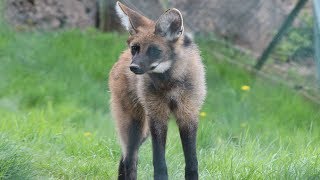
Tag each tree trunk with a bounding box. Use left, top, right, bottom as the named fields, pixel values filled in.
left=97, top=0, right=122, bottom=31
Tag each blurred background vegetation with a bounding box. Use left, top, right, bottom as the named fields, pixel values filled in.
left=0, top=0, right=320, bottom=179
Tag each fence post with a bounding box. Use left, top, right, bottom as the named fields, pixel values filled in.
left=97, top=0, right=121, bottom=31
left=315, top=0, right=320, bottom=86
left=254, top=0, right=309, bottom=70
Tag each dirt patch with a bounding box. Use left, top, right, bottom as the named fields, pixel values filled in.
left=5, top=0, right=97, bottom=30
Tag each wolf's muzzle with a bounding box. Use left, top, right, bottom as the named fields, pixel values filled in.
left=130, top=64, right=145, bottom=74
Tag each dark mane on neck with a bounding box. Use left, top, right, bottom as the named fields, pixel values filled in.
left=148, top=70, right=173, bottom=92
left=147, top=70, right=193, bottom=93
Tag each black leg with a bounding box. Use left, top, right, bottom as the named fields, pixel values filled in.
left=150, top=119, right=168, bottom=180
left=123, top=151, right=138, bottom=180
left=119, top=119, right=144, bottom=180
left=179, top=121, right=198, bottom=180
left=118, top=156, right=125, bottom=180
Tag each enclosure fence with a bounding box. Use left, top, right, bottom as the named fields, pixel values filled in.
left=315, top=0, right=320, bottom=86
left=202, top=0, right=320, bottom=103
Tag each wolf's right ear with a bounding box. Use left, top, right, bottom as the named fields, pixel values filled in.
left=155, top=8, right=184, bottom=41
left=115, top=1, right=152, bottom=35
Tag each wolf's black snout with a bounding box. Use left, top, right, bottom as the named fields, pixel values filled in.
left=130, top=64, right=144, bottom=74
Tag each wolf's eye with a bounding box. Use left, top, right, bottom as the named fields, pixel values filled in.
left=131, top=45, right=140, bottom=55
left=147, top=45, right=162, bottom=59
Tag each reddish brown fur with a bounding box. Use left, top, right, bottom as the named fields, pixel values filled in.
left=109, top=2, right=206, bottom=179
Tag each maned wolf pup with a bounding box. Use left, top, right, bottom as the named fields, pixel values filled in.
left=109, top=1, right=206, bottom=180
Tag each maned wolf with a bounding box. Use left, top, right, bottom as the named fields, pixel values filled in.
left=108, top=1, right=206, bottom=180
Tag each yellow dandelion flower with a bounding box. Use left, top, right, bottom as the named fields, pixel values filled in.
left=200, top=112, right=207, bottom=117
left=217, top=137, right=222, bottom=144
left=84, top=132, right=92, bottom=137
left=241, top=85, right=250, bottom=91
left=240, top=122, right=247, bottom=128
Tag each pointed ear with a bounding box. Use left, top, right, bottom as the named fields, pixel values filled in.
left=115, top=1, right=152, bottom=35
left=155, top=8, right=184, bottom=41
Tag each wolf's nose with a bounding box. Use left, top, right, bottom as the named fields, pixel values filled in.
left=130, top=64, right=144, bottom=74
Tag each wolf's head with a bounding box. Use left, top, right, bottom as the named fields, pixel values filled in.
left=115, top=1, right=185, bottom=75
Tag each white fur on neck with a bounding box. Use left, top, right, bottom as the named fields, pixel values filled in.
left=151, top=61, right=172, bottom=73
left=150, top=62, right=159, bottom=68
left=115, top=2, right=130, bottom=30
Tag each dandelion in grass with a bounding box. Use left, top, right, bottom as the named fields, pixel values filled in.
left=240, top=122, right=247, bottom=128
left=241, top=85, right=250, bottom=91
left=84, top=132, right=92, bottom=137
left=200, top=112, right=207, bottom=118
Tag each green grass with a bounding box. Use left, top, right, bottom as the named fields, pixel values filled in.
left=0, top=25, right=320, bottom=179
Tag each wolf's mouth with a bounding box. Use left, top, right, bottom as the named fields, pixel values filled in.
left=130, top=64, right=145, bottom=74
left=150, top=63, right=160, bottom=71
left=150, top=65, right=157, bottom=70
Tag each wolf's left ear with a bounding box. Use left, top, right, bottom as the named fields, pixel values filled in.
left=115, top=1, right=152, bottom=35
left=155, top=8, right=184, bottom=41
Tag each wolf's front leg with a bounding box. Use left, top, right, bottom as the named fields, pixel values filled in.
left=178, top=119, right=198, bottom=180
left=150, top=118, right=169, bottom=180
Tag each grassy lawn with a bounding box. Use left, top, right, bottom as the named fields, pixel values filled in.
left=0, top=24, right=320, bottom=179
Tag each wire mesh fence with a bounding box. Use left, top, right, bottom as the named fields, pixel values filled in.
left=192, top=0, right=319, bottom=103
left=258, top=1, right=318, bottom=100
left=257, top=0, right=319, bottom=102
left=315, top=0, right=320, bottom=86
